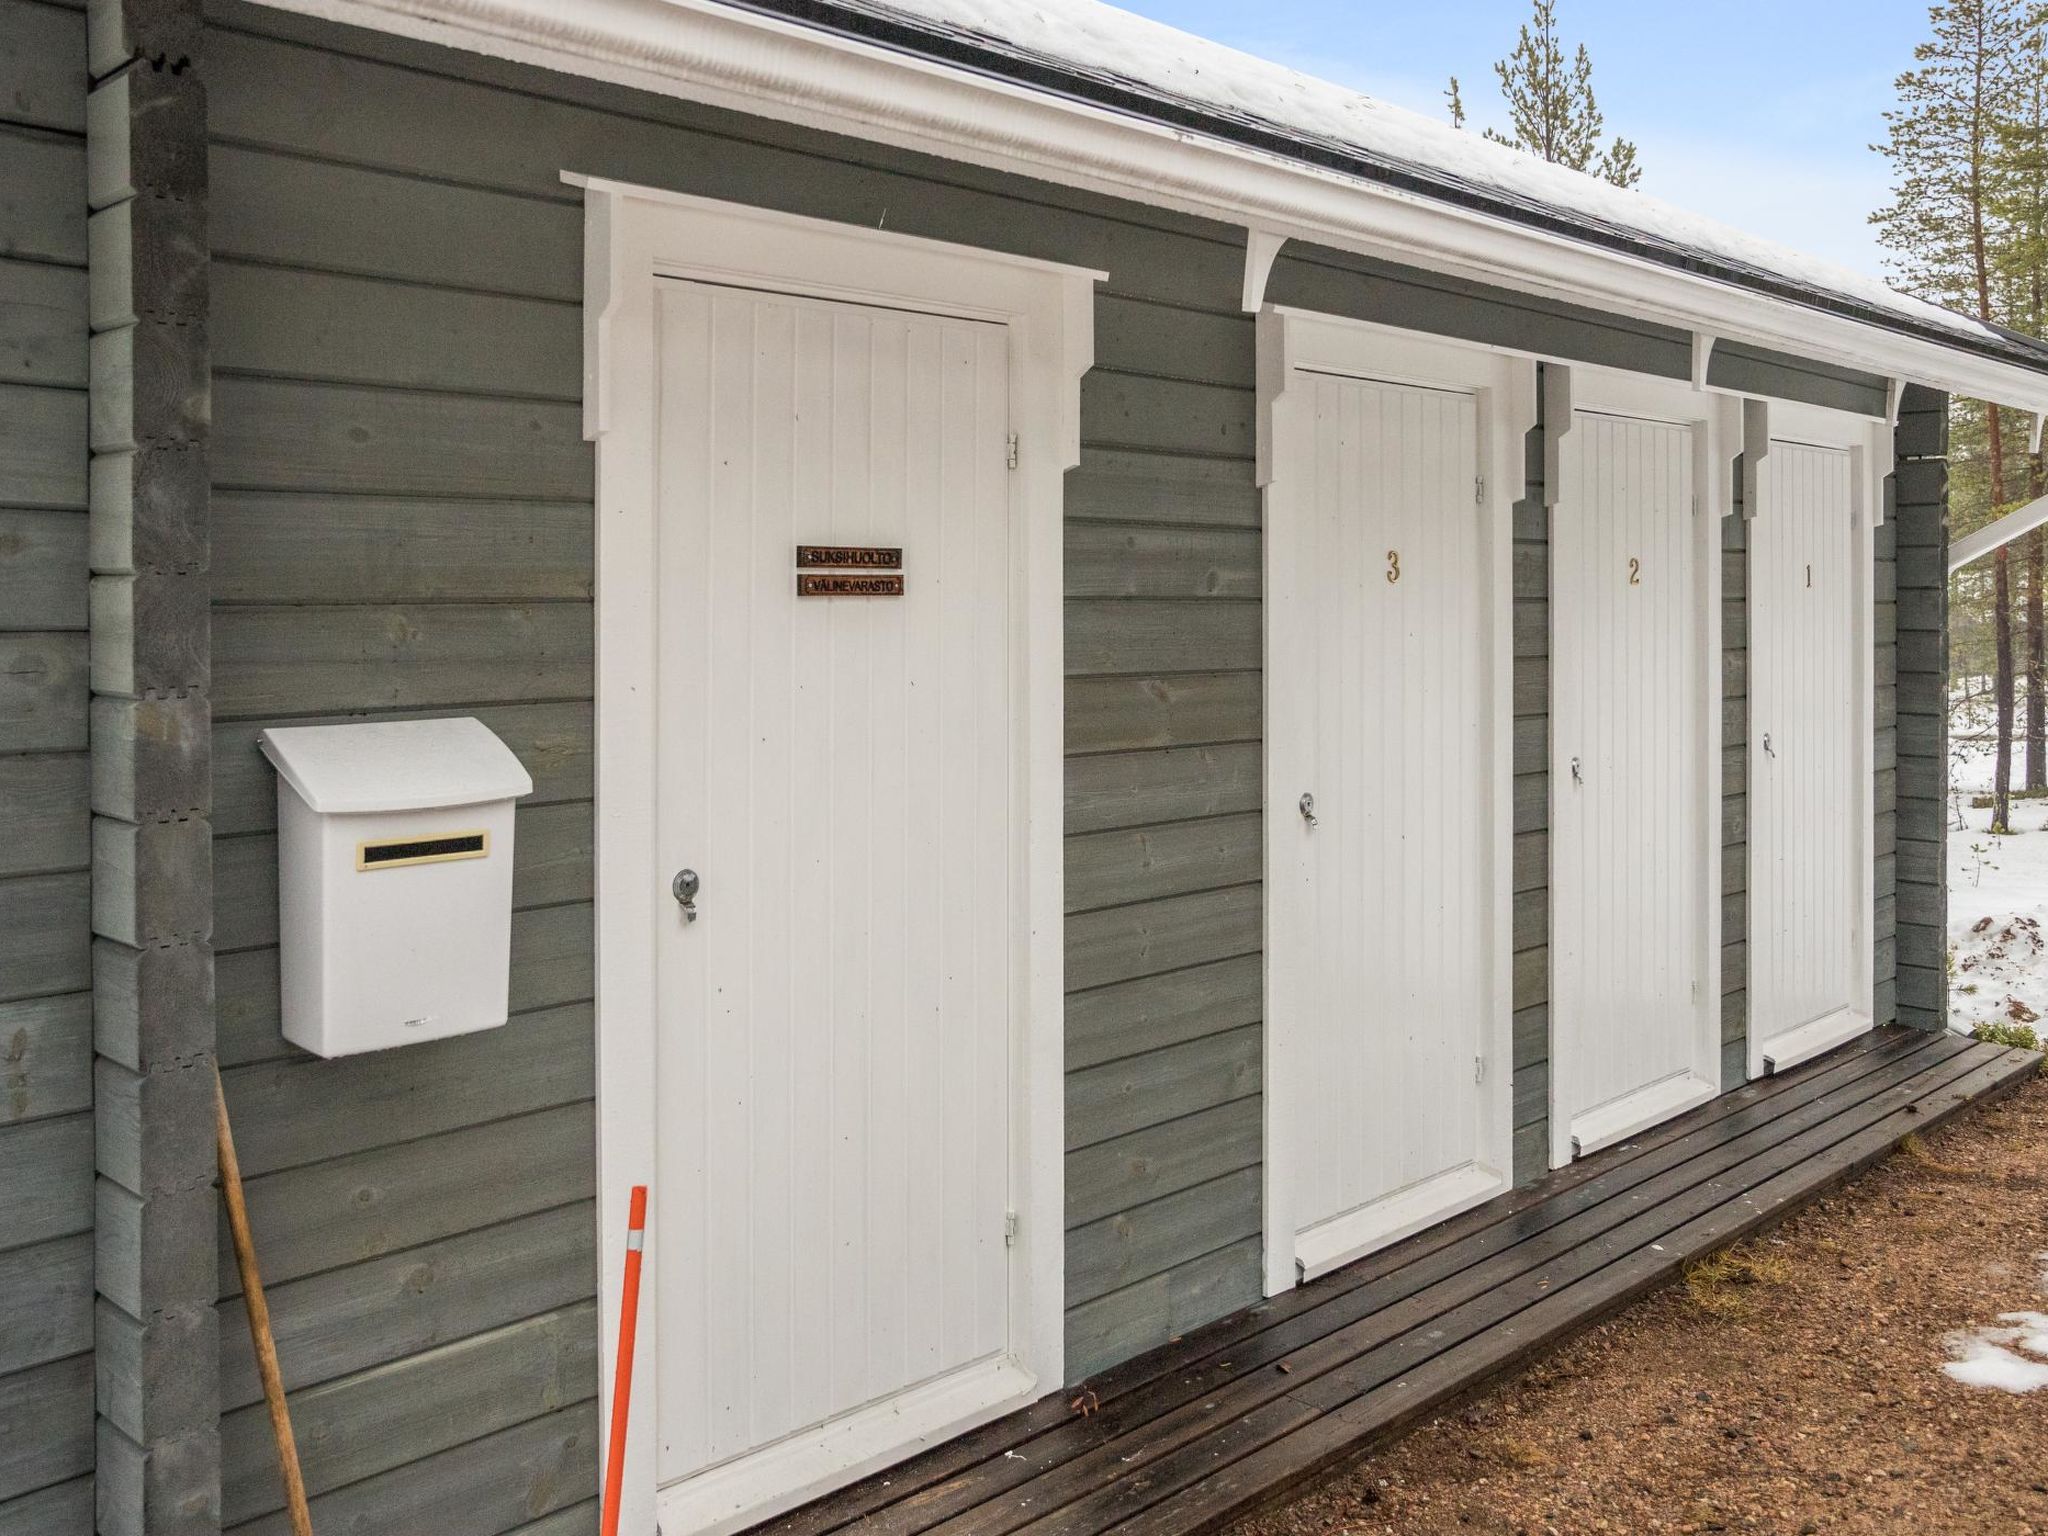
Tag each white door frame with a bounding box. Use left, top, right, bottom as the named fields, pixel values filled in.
left=1547, top=366, right=1733, bottom=1166
left=1743, top=397, right=1883, bottom=1078
left=1257, top=309, right=1534, bottom=1296
left=576, top=175, right=1099, bottom=1536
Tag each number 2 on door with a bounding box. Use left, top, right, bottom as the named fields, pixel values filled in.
left=1627, top=556, right=1641, bottom=586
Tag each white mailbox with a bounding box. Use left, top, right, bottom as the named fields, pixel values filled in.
left=258, top=717, right=534, bottom=1057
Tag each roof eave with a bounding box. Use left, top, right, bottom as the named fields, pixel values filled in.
left=721, top=0, right=2048, bottom=377
left=256, top=0, right=2048, bottom=413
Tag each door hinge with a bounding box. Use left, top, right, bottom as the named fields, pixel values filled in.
left=1692, top=493, right=1701, bottom=516
left=1475, top=476, right=1486, bottom=505
left=1474, top=1054, right=1486, bottom=1085
left=1006, top=432, right=1019, bottom=470
left=1004, top=1210, right=1019, bottom=1246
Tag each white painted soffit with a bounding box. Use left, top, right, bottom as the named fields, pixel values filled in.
left=257, top=0, right=2048, bottom=415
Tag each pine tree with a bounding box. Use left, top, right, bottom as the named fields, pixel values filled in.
left=1446, top=75, right=1468, bottom=131
left=1875, top=0, right=2031, bottom=832
left=1989, top=19, right=2048, bottom=789
left=1472, top=0, right=1642, bottom=188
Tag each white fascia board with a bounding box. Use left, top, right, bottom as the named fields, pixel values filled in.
left=1951, top=492, right=2048, bottom=574
left=253, top=0, right=2048, bottom=414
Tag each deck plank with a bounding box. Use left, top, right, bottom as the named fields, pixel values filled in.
left=746, top=1030, right=2034, bottom=1536
left=766, top=1030, right=1922, bottom=1536
left=800, top=1032, right=1953, bottom=1536
left=1110, top=1040, right=2041, bottom=1536
left=916, top=1039, right=1993, bottom=1536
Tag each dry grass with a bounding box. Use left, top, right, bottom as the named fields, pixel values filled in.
left=1491, top=1436, right=1551, bottom=1470
left=1898, top=1129, right=1976, bottom=1177
left=1681, top=1242, right=1793, bottom=1317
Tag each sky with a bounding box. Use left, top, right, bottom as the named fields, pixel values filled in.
left=1110, top=0, right=1931, bottom=283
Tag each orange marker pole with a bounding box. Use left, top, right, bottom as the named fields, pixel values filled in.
left=601, top=1185, right=649, bottom=1536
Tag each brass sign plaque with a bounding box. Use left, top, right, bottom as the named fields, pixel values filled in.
left=797, top=545, right=903, bottom=569
left=799, top=572, right=906, bottom=597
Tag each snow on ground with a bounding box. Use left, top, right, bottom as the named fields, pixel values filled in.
left=1915, top=701, right=2048, bottom=1398
left=1946, top=699, right=2048, bottom=1035
left=1942, top=1312, right=2048, bottom=1394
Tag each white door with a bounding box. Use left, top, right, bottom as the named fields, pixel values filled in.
left=1750, top=440, right=1871, bottom=1073
left=652, top=278, right=1023, bottom=1521
left=1276, top=365, right=1508, bottom=1280
left=1551, top=407, right=1717, bottom=1161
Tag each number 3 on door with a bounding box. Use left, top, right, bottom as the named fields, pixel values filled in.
left=1386, top=549, right=1401, bottom=584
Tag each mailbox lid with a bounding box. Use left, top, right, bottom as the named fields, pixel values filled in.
left=258, top=717, right=535, bottom=814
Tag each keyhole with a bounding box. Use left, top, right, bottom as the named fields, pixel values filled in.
left=1627, top=556, right=1641, bottom=586
left=1386, top=549, right=1401, bottom=584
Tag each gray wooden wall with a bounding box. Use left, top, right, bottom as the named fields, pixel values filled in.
left=161, top=1, right=1932, bottom=1526
left=199, top=0, right=1277, bottom=1515
left=1876, top=504, right=1900, bottom=1028
left=1512, top=406, right=1550, bottom=1182
left=1895, top=387, right=1949, bottom=1028
left=204, top=4, right=601, bottom=1526
left=0, top=1, right=96, bottom=1530
left=1723, top=489, right=1751, bottom=1083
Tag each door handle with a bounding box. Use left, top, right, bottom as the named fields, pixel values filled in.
left=1298, top=792, right=1318, bottom=829
left=672, top=867, right=700, bottom=922
left=1570, top=756, right=1582, bottom=786
left=1763, top=733, right=1776, bottom=759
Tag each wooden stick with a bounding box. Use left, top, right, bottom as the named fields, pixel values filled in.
left=216, top=1064, right=315, bottom=1536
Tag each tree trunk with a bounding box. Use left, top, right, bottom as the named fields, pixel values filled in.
left=1998, top=544, right=2017, bottom=832
left=1974, top=20, right=2011, bottom=832
left=2029, top=522, right=2045, bottom=792
left=1990, top=405, right=2014, bottom=832
left=2032, top=276, right=2047, bottom=792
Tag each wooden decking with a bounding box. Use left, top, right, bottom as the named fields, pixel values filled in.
left=757, top=1027, right=2040, bottom=1536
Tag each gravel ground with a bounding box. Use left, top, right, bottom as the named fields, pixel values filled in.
left=1233, top=1072, right=2048, bottom=1536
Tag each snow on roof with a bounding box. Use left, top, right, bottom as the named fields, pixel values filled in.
left=754, top=0, right=2048, bottom=366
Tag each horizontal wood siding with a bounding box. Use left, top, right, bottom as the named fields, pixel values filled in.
left=1724, top=477, right=1750, bottom=1084
left=1512, top=398, right=1549, bottom=1182
left=1875, top=513, right=1900, bottom=1028
left=1063, top=425, right=1267, bottom=1372
left=205, top=8, right=604, bottom=1528
left=201, top=0, right=1266, bottom=1512
left=0, top=1, right=92, bottom=1528
left=1893, top=389, right=1946, bottom=1028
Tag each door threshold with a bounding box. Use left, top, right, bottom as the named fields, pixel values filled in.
left=1757, top=1008, right=1871, bottom=1078
left=1568, top=1071, right=1719, bottom=1162
left=656, top=1354, right=1039, bottom=1536
left=1295, top=1162, right=1508, bottom=1283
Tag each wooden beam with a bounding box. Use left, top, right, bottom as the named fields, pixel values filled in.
left=1948, top=490, right=2048, bottom=574
left=1893, top=383, right=1948, bottom=1034
left=85, top=1, right=219, bottom=1529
